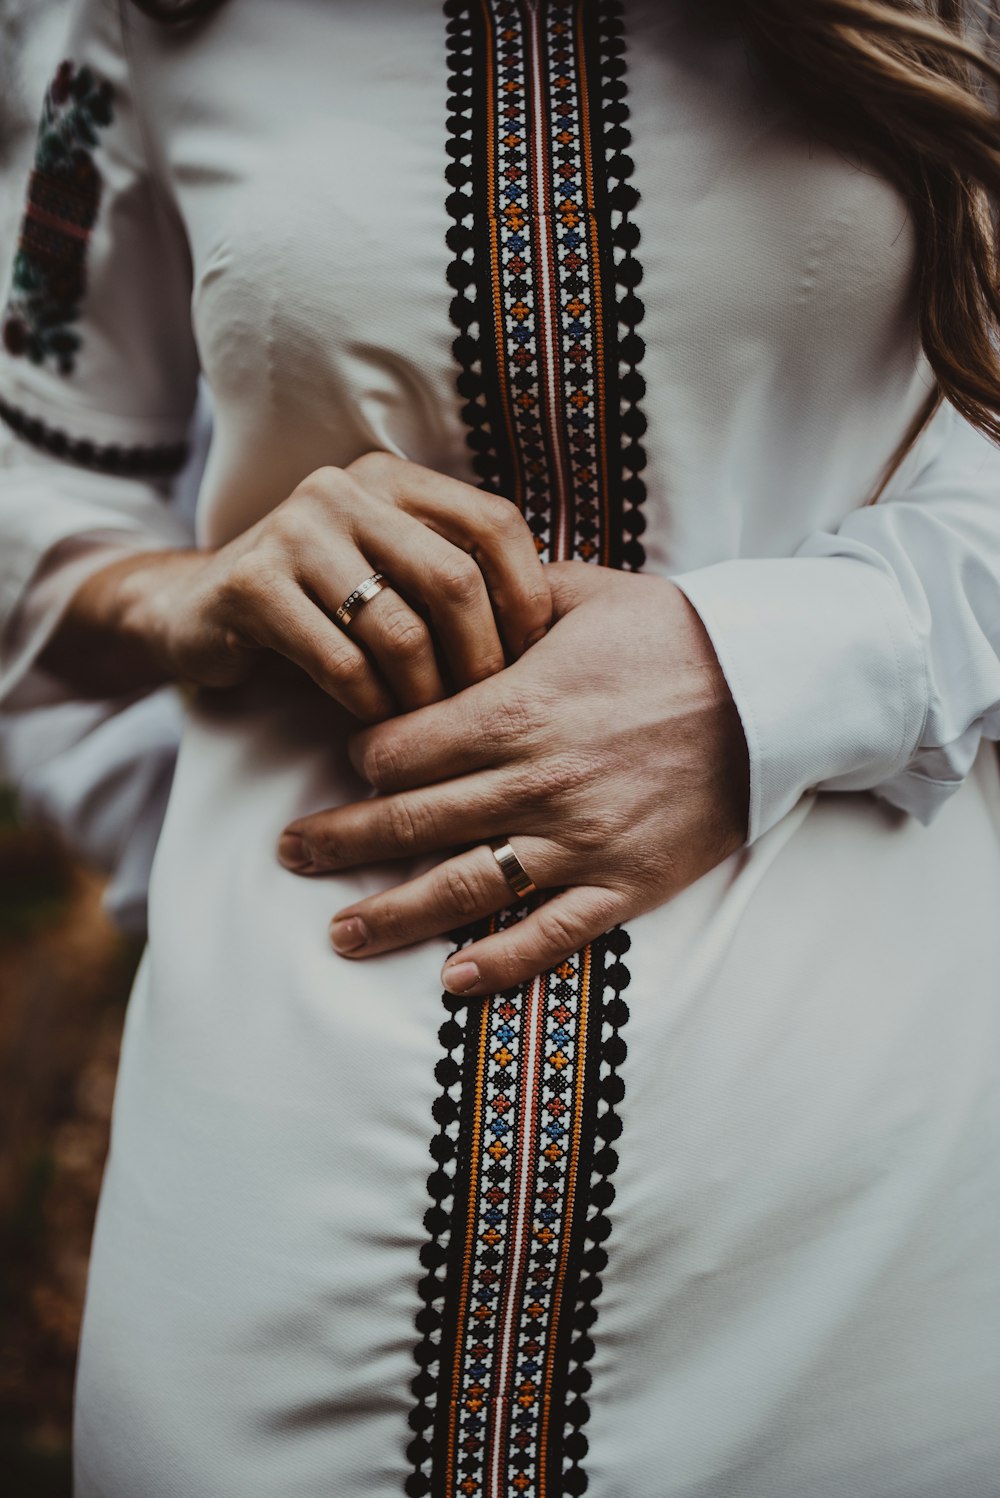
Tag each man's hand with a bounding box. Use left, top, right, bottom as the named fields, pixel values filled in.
left=278, top=562, right=750, bottom=996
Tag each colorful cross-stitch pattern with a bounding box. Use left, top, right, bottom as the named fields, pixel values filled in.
left=408, top=4, right=648, bottom=1494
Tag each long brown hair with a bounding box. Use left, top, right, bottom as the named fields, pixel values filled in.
left=134, top=0, right=1000, bottom=443
left=734, top=0, right=1000, bottom=453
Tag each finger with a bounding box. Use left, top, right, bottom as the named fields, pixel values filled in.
left=277, top=771, right=514, bottom=872
left=352, top=453, right=552, bottom=659
left=326, top=837, right=556, bottom=957
left=244, top=581, right=394, bottom=722
left=440, top=885, right=622, bottom=998
left=305, top=548, right=446, bottom=712
left=545, top=558, right=603, bottom=618
left=359, top=510, right=506, bottom=689
left=348, top=668, right=540, bottom=793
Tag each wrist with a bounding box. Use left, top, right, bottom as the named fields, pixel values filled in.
left=42, top=548, right=202, bottom=697
left=666, top=582, right=750, bottom=840
left=109, top=549, right=204, bottom=669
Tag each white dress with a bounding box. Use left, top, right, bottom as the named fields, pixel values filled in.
left=1, top=2, right=1000, bottom=1495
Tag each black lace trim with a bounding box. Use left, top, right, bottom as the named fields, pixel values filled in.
left=0, top=395, right=187, bottom=478
left=443, top=0, right=648, bottom=569
left=407, top=927, right=632, bottom=1498
left=443, top=0, right=506, bottom=500
left=405, top=953, right=473, bottom=1494
left=584, top=0, right=648, bottom=572
left=542, top=926, right=632, bottom=1494
left=408, top=4, right=648, bottom=1492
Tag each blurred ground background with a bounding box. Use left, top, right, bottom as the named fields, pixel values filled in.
left=0, top=809, right=137, bottom=1495
left=0, top=5, right=136, bottom=1493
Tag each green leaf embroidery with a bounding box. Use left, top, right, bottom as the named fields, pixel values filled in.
left=1, top=61, right=114, bottom=376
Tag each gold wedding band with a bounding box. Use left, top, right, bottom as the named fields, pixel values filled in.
left=335, top=572, right=385, bottom=628
left=489, top=837, right=538, bottom=900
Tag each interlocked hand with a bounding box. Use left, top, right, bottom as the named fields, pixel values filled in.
left=50, top=452, right=550, bottom=713
left=279, top=562, right=750, bottom=995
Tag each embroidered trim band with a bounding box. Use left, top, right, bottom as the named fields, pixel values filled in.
left=408, top=4, right=647, bottom=1495
left=408, top=923, right=632, bottom=1498
left=444, top=0, right=646, bottom=569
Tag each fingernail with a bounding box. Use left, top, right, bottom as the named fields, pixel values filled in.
left=443, top=960, right=481, bottom=995
left=330, top=916, right=368, bottom=954
left=278, top=831, right=312, bottom=871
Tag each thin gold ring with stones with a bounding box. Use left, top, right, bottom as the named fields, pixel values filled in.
left=488, top=837, right=537, bottom=900
left=335, top=572, right=385, bottom=628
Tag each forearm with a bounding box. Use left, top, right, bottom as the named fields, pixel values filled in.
left=27, top=452, right=556, bottom=715
left=38, top=548, right=202, bottom=698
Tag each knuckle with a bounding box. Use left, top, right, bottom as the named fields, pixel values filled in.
left=481, top=493, right=525, bottom=540
left=520, top=578, right=552, bottom=623
left=587, top=891, right=620, bottom=932
left=442, top=862, right=487, bottom=920
left=466, top=647, right=506, bottom=686
left=290, top=466, right=356, bottom=526
left=498, top=936, right=545, bottom=982
left=379, top=607, right=431, bottom=661
left=292, top=465, right=343, bottom=506
left=309, top=463, right=344, bottom=492
left=433, top=553, right=483, bottom=605
left=536, top=904, right=585, bottom=954
left=573, top=813, right=616, bottom=856
left=360, top=734, right=405, bottom=790
left=219, top=553, right=268, bottom=611
left=347, top=449, right=398, bottom=487
left=385, top=797, right=425, bottom=852
left=483, top=690, right=543, bottom=745
left=326, top=648, right=369, bottom=689
left=268, top=510, right=310, bottom=553
left=520, top=753, right=594, bottom=806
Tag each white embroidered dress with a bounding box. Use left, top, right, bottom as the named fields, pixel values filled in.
left=1, top=2, right=1000, bottom=1495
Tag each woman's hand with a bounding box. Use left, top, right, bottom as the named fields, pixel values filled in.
left=42, top=452, right=551, bottom=719
left=278, top=562, right=750, bottom=994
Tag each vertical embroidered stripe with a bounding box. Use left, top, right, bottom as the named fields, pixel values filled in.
left=446, top=0, right=647, bottom=569
left=407, top=4, right=647, bottom=1494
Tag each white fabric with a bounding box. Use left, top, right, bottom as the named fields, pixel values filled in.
left=0, top=1, right=997, bottom=1495
left=0, top=388, right=208, bottom=927
left=676, top=403, right=1000, bottom=837
left=0, top=686, right=183, bottom=931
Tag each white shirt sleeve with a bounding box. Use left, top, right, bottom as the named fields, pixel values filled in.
left=0, top=0, right=199, bottom=703
left=673, top=401, right=1000, bottom=842
left=0, top=0, right=206, bottom=934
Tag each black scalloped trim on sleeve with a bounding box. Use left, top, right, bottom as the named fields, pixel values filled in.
left=0, top=395, right=188, bottom=478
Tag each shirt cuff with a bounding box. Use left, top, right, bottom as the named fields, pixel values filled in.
left=673, top=555, right=929, bottom=843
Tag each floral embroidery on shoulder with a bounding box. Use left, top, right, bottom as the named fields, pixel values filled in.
left=1, top=61, right=114, bottom=375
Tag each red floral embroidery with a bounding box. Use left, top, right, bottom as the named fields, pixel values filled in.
left=2, top=61, right=114, bottom=375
